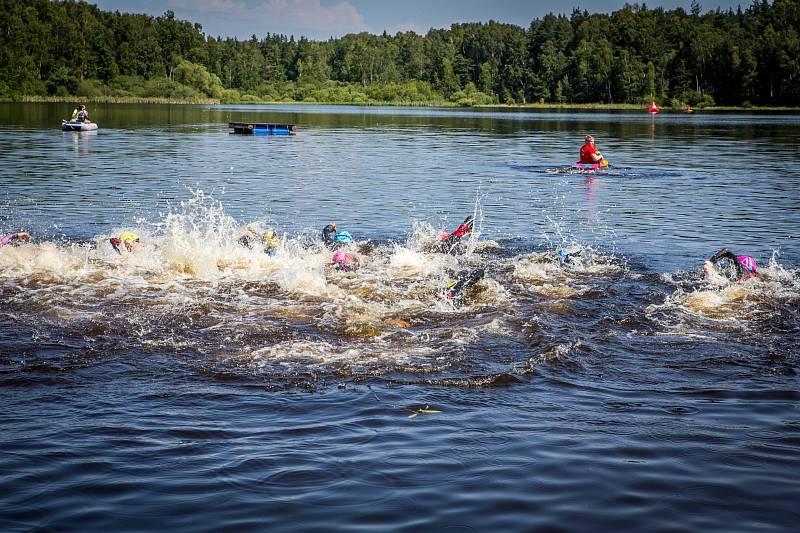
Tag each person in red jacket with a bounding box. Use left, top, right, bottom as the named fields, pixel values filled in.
left=579, top=135, right=605, bottom=164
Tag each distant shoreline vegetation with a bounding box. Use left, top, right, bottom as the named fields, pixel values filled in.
left=14, top=94, right=797, bottom=112
left=1, top=0, right=798, bottom=109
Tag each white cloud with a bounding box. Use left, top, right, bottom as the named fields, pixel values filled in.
left=169, top=0, right=371, bottom=38
left=169, top=0, right=243, bottom=12
left=384, top=21, right=428, bottom=36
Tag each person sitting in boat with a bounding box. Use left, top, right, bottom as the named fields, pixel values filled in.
left=110, top=231, right=140, bottom=254
left=445, top=268, right=485, bottom=304
left=0, top=231, right=31, bottom=247
left=703, top=248, right=758, bottom=283
left=322, top=223, right=353, bottom=250
left=70, top=105, right=79, bottom=121
left=439, top=215, right=474, bottom=254
left=238, top=227, right=280, bottom=255
left=579, top=135, right=604, bottom=165
left=76, top=104, right=91, bottom=124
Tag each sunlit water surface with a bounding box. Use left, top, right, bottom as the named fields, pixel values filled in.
left=1, top=103, right=799, bottom=531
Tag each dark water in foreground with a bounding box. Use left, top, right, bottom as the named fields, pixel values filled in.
left=1, top=103, right=799, bottom=531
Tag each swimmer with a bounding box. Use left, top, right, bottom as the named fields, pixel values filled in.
left=704, top=248, right=758, bottom=282
left=0, top=231, right=31, bottom=247
left=556, top=246, right=582, bottom=265
left=262, top=230, right=279, bottom=254
left=445, top=268, right=485, bottom=304
left=239, top=227, right=280, bottom=255
left=109, top=231, right=140, bottom=254
left=439, top=215, right=474, bottom=254
left=322, top=223, right=353, bottom=250
left=331, top=250, right=358, bottom=272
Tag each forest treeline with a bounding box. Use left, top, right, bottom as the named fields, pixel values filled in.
left=1, top=0, right=798, bottom=107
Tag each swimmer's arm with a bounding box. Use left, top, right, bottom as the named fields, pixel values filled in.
left=0, top=232, right=30, bottom=246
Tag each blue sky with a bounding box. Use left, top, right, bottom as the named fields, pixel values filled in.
left=91, top=0, right=751, bottom=40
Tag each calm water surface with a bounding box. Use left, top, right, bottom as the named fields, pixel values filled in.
left=1, top=103, right=799, bottom=531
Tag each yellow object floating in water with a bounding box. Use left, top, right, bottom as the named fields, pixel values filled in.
left=407, top=405, right=442, bottom=418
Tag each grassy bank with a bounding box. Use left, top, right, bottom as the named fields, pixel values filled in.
left=479, top=102, right=800, bottom=112
left=476, top=102, right=652, bottom=110
left=10, top=94, right=454, bottom=107
left=16, top=95, right=220, bottom=105
left=699, top=105, right=800, bottom=112
left=0, top=75, right=491, bottom=107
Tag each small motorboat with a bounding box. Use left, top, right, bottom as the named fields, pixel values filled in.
left=62, top=120, right=98, bottom=132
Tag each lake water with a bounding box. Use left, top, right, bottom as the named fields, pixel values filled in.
left=1, top=103, right=799, bottom=531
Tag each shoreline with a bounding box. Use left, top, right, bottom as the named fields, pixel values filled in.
left=6, top=95, right=799, bottom=112
left=476, top=103, right=800, bottom=112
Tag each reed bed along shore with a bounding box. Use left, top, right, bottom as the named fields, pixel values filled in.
left=8, top=94, right=798, bottom=112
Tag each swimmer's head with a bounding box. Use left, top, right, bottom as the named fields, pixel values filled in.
left=322, top=223, right=336, bottom=246
left=120, top=231, right=138, bottom=243
left=332, top=250, right=351, bottom=266
left=263, top=230, right=279, bottom=248
left=119, top=231, right=140, bottom=251
left=738, top=255, right=757, bottom=273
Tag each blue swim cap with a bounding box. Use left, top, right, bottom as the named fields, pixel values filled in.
left=333, top=230, right=353, bottom=243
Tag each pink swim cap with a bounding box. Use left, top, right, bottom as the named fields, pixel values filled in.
left=332, top=251, right=351, bottom=265
left=737, top=255, right=757, bottom=273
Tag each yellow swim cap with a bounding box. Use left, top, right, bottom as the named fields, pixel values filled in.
left=120, top=231, right=139, bottom=243
left=263, top=230, right=279, bottom=247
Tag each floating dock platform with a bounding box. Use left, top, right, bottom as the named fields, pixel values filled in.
left=229, top=122, right=296, bottom=135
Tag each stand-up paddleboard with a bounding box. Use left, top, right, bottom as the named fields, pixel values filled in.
left=571, top=159, right=609, bottom=171
left=62, top=120, right=98, bottom=132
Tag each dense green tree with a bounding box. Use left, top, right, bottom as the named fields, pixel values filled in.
left=1, top=0, right=798, bottom=106
left=173, top=59, right=223, bottom=98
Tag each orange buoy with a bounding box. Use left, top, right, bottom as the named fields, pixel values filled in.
left=649, top=101, right=660, bottom=114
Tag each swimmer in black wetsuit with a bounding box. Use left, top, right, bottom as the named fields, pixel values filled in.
left=331, top=250, right=359, bottom=272
left=445, top=268, right=485, bottom=304
left=556, top=247, right=582, bottom=265
left=704, top=248, right=758, bottom=282
left=238, top=228, right=280, bottom=255
left=322, top=223, right=353, bottom=250
left=439, top=215, right=474, bottom=254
